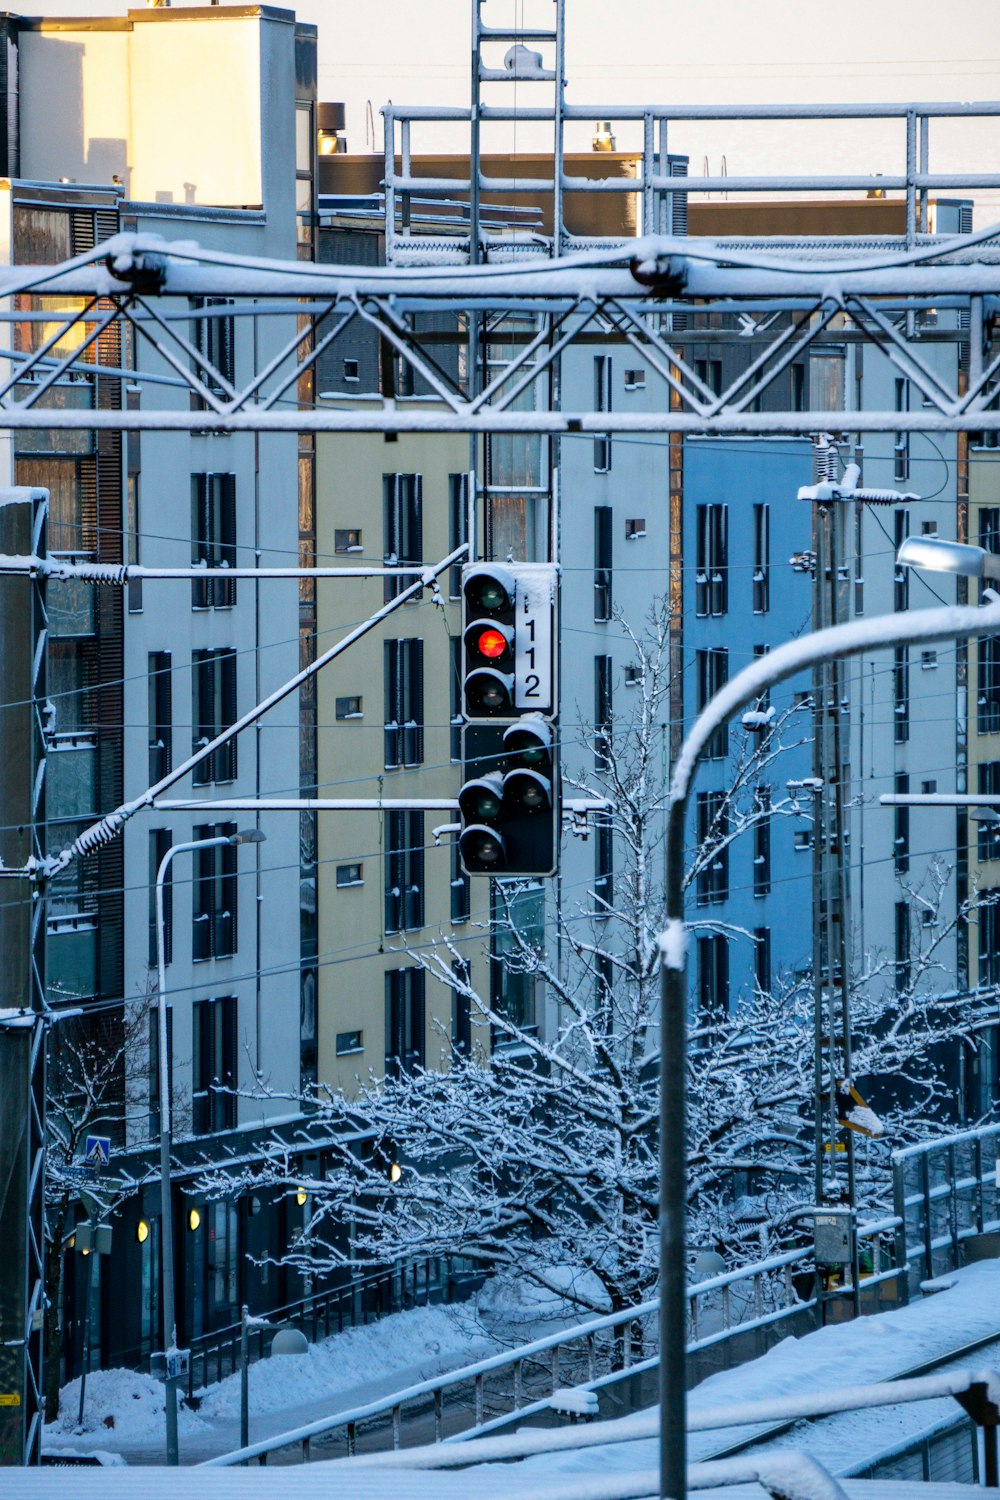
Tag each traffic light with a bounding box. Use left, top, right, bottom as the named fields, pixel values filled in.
left=463, top=564, right=517, bottom=718
left=459, top=563, right=559, bottom=877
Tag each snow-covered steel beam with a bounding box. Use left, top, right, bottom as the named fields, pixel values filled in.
left=0, top=407, right=990, bottom=436
left=0, top=556, right=452, bottom=582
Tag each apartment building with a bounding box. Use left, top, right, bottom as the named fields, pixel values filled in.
left=0, top=4, right=318, bottom=1378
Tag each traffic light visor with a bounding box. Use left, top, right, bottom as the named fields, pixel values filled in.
left=465, top=667, right=515, bottom=716
left=459, top=772, right=504, bottom=822
left=503, top=716, right=553, bottom=767
left=460, top=824, right=507, bottom=871
left=504, top=767, right=552, bottom=812
left=463, top=563, right=517, bottom=616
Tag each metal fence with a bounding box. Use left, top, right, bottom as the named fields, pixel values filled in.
left=202, top=1119, right=1000, bottom=1466
left=892, top=1122, right=1000, bottom=1297
left=186, top=1257, right=479, bottom=1402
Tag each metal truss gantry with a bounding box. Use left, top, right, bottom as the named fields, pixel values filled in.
left=0, top=227, right=998, bottom=437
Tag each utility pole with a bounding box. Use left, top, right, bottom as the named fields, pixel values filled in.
left=0, top=489, right=48, bottom=1466
left=808, top=436, right=860, bottom=1308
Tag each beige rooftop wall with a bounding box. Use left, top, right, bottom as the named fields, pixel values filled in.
left=19, top=14, right=264, bottom=208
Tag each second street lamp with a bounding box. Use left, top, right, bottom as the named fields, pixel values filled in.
left=153, top=826, right=265, bottom=1465
left=896, top=534, right=1000, bottom=583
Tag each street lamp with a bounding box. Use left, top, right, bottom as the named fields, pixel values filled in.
left=897, top=534, right=1000, bottom=583
left=154, top=826, right=265, bottom=1465
left=658, top=597, right=1000, bottom=1500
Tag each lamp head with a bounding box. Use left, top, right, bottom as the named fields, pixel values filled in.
left=896, top=535, right=986, bottom=579
left=230, top=828, right=267, bottom=846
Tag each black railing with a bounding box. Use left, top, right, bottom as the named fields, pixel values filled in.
left=185, top=1257, right=481, bottom=1402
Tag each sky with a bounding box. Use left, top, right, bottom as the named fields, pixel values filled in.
left=15, top=0, right=1000, bottom=218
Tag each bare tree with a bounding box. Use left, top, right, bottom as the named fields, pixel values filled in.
left=210, top=602, right=986, bottom=1321
left=43, top=993, right=156, bottom=1418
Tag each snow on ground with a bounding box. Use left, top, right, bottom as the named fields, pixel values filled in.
left=44, top=1303, right=498, bottom=1461
left=488, top=1258, right=1000, bottom=1488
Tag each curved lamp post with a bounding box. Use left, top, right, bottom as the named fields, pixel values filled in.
left=154, top=827, right=266, bottom=1465
left=658, top=597, right=1000, bottom=1500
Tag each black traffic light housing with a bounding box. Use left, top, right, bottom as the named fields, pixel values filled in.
left=458, top=558, right=559, bottom=878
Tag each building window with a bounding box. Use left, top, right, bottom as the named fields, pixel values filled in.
left=148, top=651, right=172, bottom=784
left=148, top=1006, right=174, bottom=1139
left=894, top=773, right=910, bottom=873
left=696, top=648, right=729, bottom=759
left=696, top=791, right=728, bottom=905
left=191, top=474, right=236, bottom=609
left=450, top=635, right=463, bottom=762
left=148, top=828, right=173, bottom=968
left=385, top=810, right=425, bottom=934
left=594, top=505, right=613, bottom=621
left=490, top=883, right=541, bottom=1035
left=981, top=899, right=1000, bottom=988
left=894, top=378, right=910, bottom=482
left=192, top=648, right=238, bottom=784
left=695, top=504, right=728, bottom=617
left=451, top=959, right=472, bottom=1056
left=794, top=830, right=812, bottom=851
left=980, top=636, right=1000, bottom=733
left=624, top=664, right=641, bottom=686
left=192, top=823, right=238, bottom=961
left=192, top=995, right=237, bottom=1134
left=894, top=509, right=910, bottom=612
left=753, top=786, right=771, bottom=896
left=336, top=863, right=363, bottom=888
left=894, top=646, right=910, bottom=743
left=625, top=517, right=646, bottom=539
left=698, top=934, right=729, bottom=1017
left=753, top=927, right=771, bottom=997
left=791, top=362, right=805, bottom=411
left=383, top=473, right=422, bottom=601
left=895, top=902, right=911, bottom=993
left=336, top=1029, right=364, bottom=1056
left=451, top=839, right=471, bottom=924
left=449, top=472, right=470, bottom=599
left=335, top=695, right=363, bottom=719
left=752, top=504, right=770, bottom=614
left=385, top=967, right=425, bottom=1076
left=594, top=814, right=614, bottom=913
left=190, top=297, right=235, bottom=404
left=624, top=369, right=645, bottom=391
left=594, top=355, right=612, bottom=471
left=981, top=508, right=1000, bottom=602
left=695, top=358, right=722, bottom=397
left=595, top=653, right=612, bottom=768
left=343, top=359, right=360, bottom=383
left=335, top=528, right=362, bottom=553
left=127, top=473, right=142, bottom=613
left=921, top=650, right=937, bottom=669
left=979, top=763, right=1000, bottom=861
left=384, top=638, right=424, bottom=769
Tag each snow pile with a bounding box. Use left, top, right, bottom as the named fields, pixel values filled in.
left=46, top=1368, right=210, bottom=1444
left=477, top=1265, right=611, bottom=1336
left=197, top=1304, right=493, bottom=1422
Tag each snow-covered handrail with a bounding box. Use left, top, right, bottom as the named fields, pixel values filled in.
left=893, top=1117, right=1000, bottom=1164
left=328, top=1367, right=1000, bottom=1472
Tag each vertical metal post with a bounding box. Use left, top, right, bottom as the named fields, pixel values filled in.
left=76, top=1232, right=97, bottom=1430
left=383, top=109, right=396, bottom=266
left=469, top=1, right=482, bottom=265
left=642, top=112, right=655, bottom=238
left=905, top=107, right=917, bottom=248
left=918, top=113, right=929, bottom=234
left=240, top=1304, right=249, bottom=1460
left=552, top=0, right=566, bottom=257
left=891, top=1152, right=910, bottom=1306
left=659, top=796, right=688, bottom=1500
left=984, top=1423, right=999, bottom=1488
